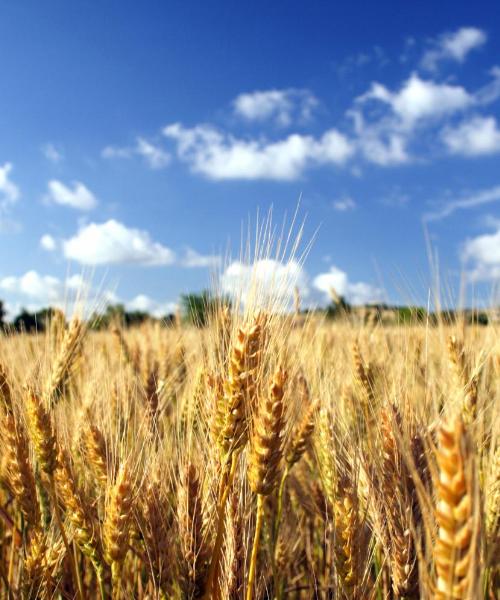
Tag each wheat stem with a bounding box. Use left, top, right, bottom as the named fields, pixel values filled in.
left=246, top=494, right=265, bottom=600
left=204, top=449, right=240, bottom=599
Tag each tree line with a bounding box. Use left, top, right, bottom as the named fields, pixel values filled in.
left=0, top=292, right=491, bottom=334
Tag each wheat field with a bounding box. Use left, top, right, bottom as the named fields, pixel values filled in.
left=0, top=287, right=498, bottom=599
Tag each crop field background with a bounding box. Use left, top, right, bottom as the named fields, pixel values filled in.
left=0, top=289, right=498, bottom=599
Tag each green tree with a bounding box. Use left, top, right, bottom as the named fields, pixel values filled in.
left=326, top=295, right=351, bottom=319
left=180, top=291, right=230, bottom=327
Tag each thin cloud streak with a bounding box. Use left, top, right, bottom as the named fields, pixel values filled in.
left=423, top=185, right=500, bottom=222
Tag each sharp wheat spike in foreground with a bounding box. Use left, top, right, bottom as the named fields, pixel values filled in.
left=247, top=366, right=287, bottom=600
left=434, top=415, right=478, bottom=600
left=103, top=463, right=134, bottom=597
left=0, top=251, right=497, bottom=599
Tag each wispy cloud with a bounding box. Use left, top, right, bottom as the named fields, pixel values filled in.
left=233, top=88, right=318, bottom=126
left=42, top=143, right=64, bottom=163
left=102, top=137, right=170, bottom=169
left=181, top=247, right=221, bottom=268
left=0, top=163, right=20, bottom=207
left=333, top=196, right=356, bottom=211
left=421, top=27, right=487, bottom=71
left=135, top=138, right=171, bottom=169
left=102, top=145, right=132, bottom=159
left=44, top=180, right=97, bottom=211
left=424, top=185, right=500, bottom=221
left=0, top=162, right=21, bottom=231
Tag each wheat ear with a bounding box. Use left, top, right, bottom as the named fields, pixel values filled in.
left=433, top=415, right=477, bottom=599
left=2, top=412, right=41, bottom=528
left=103, top=463, right=134, bottom=598
left=246, top=367, right=287, bottom=600
left=55, top=447, right=107, bottom=596
left=44, top=316, right=83, bottom=406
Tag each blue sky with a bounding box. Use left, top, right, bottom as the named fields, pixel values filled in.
left=0, top=1, right=499, bottom=317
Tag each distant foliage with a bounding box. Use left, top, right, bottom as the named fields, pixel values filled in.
left=180, top=291, right=231, bottom=327
left=12, top=307, right=58, bottom=333
left=326, top=295, right=351, bottom=319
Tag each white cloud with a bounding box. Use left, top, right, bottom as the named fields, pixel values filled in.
left=476, top=66, right=500, bottom=105
left=40, top=234, right=57, bottom=251
left=347, top=108, right=411, bottom=165
left=0, top=271, right=66, bottom=303
left=45, top=180, right=97, bottom=211
left=126, top=294, right=177, bottom=317
left=422, top=27, right=487, bottom=71
left=350, top=71, right=500, bottom=165
left=221, top=259, right=308, bottom=310
left=0, top=271, right=113, bottom=317
left=102, top=138, right=170, bottom=169
left=462, top=227, right=500, bottom=282
left=0, top=273, right=176, bottom=320
left=313, top=265, right=383, bottom=305
left=233, top=88, right=318, bottom=126
left=359, top=74, right=473, bottom=128
left=0, top=163, right=20, bottom=207
left=182, top=247, right=221, bottom=268
left=0, top=163, right=20, bottom=231
left=163, top=123, right=354, bottom=180
left=333, top=197, right=356, bottom=211
left=62, top=219, right=176, bottom=266
left=42, top=143, right=63, bottom=163
left=441, top=115, right=500, bottom=156
left=424, top=185, right=500, bottom=221
left=135, top=138, right=171, bottom=169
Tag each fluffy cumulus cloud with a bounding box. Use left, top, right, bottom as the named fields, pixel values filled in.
left=313, top=265, right=383, bottom=305
left=233, top=88, right=318, bottom=126
left=462, top=227, right=500, bottom=282
left=102, top=138, right=170, bottom=169
left=62, top=219, right=176, bottom=266
left=421, top=27, right=487, bottom=71
left=163, top=123, right=354, bottom=180
left=0, top=271, right=86, bottom=309
left=40, top=234, right=57, bottom=251
left=349, top=111, right=410, bottom=165
left=358, top=74, right=473, bottom=128
left=0, top=271, right=176, bottom=319
left=441, top=115, right=500, bottom=156
left=45, top=180, right=97, bottom=211
left=350, top=69, right=500, bottom=165
left=126, top=294, right=177, bottom=318
left=220, top=259, right=308, bottom=309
